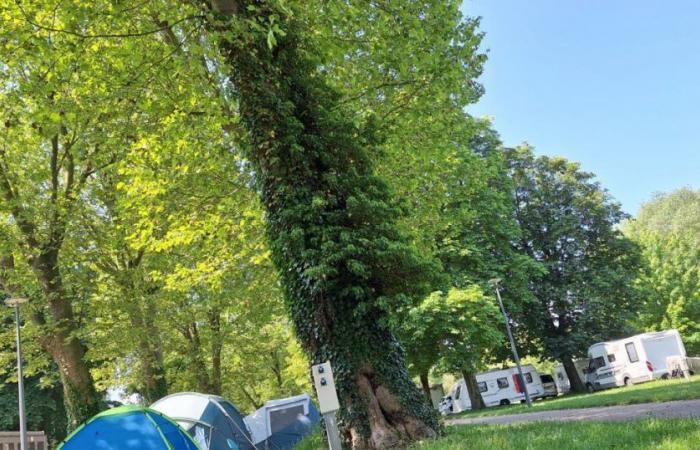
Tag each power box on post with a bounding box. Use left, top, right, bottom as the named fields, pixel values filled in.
left=311, top=361, right=340, bottom=414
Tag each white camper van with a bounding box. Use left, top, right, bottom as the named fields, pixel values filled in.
left=584, top=329, right=686, bottom=392
left=441, top=364, right=545, bottom=414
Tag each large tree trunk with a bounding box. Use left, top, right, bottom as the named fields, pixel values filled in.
left=461, top=370, right=485, bottom=410
left=32, top=251, right=101, bottom=428
left=419, top=371, right=432, bottom=405
left=201, top=1, right=440, bottom=447
left=562, top=355, right=586, bottom=393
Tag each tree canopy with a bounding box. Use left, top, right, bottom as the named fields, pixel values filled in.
left=507, top=146, right=641, bottom=391
left=624, top=188, right=700, bottom=354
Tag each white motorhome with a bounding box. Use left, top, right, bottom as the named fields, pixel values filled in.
left=584, top=329, right=686, bottom=392
left=441, top=364, right=545, bottom=414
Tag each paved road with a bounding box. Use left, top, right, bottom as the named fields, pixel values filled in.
left=447, top=399, right=700, bottom=426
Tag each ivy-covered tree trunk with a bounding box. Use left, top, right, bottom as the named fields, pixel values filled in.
left=202, top=1, right=440, bottom=447
left=461, top=370, right=485, bottom=410
left=562, top=355, right=586, bottom=393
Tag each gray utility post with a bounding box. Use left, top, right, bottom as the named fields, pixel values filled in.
left=5, top=297, right=29, bottom=449
left=488, top=280, right=532, bottom=408
left=311, top=361, right=342, bottom=450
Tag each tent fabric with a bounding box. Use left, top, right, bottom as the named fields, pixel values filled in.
left=151, top=392, right=256, bottom=450
left=57, top=405, right=199, bottom=450
left=244, top=394, right=321, bottom=450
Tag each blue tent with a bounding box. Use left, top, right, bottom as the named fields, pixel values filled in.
left=151, top=392, right=256, bottom=450
left=57, top=405, right=199, bottom=450
left=244, top=394, right=321, bottom=450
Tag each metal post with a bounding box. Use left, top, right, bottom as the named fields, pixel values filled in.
left=14, top=305, right=27, bottom=450
left=490, top=280, right=532, bottom=407
left=322, top=411, right=342, bottom=450
left=6, top=298, right=28, bottom=450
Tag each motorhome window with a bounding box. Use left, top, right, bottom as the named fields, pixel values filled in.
left=455, top=385, right=461, bottom=400
left=591, top=356, right=605, bottom=370
left=625, top=343, right=639, bottom=363
left=524, top=373, right=533, bottom=383
left=497, top=377, right=509, bottom=388
left=541, top=374, right=554, bottom=383
left=557, top=372, right=564, bottom=381
left=608, top=354, right=616, bottom=363
left=477, top=382, right=488, bottom=393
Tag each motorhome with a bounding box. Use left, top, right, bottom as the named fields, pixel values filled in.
left=584, top=329, right=686, bottom=392
left=440, top=364, right=545, bottom=414
left=539, top=374, right=558, bottom=398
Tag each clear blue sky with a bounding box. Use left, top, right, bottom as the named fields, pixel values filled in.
left=460, top=0, right=700, bottom=214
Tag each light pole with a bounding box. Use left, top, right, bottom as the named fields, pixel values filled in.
left=488, top=279, right=532, bottom=407
left=5, top=297, right=29, bottom=449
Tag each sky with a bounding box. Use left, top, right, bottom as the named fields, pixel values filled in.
left=460, top=0, right=700, bottom=215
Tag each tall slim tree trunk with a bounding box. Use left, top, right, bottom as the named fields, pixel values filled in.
left=200, top=2, right=440, bottom=448
left=419, top=371, right=432, bottom=405
left=182, top=322, right=213, bottom=393
left=209, top=309, right=223, bottom=396
left=131, top=302, right=168, bottom=404
left=461, top=370, right=485, bottom=410
left=32, top=251, right=101, bottom=428
left=114, top=261, right=168, bottom=404
left=562, top=355, right=586, bottom=393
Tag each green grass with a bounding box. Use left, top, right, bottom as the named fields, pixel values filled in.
left=294, top=429, right=325, bottom=450
left=412, top=419, right=700, bottom=450
left=452, top=376, right=700, bottom=418
left=295, top=378, right=700, bottom=449
left=297, top=419, right=700, bottom=450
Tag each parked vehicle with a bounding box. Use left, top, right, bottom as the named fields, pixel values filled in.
left=553, top=361, right=588, bottom=394
left=584, top=329, right=686, bottom=392
left=440, top=364, right=545, bottom=414
left=688, top=357, right=700, bottom=375
left=539, top=374, right=558, bottom=398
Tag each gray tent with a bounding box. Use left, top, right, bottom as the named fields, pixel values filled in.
left=151, top=392, right=256, bottom=450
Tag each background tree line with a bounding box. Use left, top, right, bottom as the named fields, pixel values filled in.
left=0, top=1, right=696, bottom=448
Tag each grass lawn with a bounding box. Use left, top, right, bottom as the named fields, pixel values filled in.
left=452, top=375, right=700, bottom=418
left=412, top=419, right=700, bottom=450
left=297, top=419, right=700, bottom=450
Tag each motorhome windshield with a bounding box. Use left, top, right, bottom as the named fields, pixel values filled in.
left=589, top=356, right=606, bottom=370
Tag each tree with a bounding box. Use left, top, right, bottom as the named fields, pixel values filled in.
left=199, top=2, right=444, bottom=447
left=0, top=0, right=246, bottom=424
left=395, top=288, right=503, bottom=410
left=507, top=146, right=641, bottom=392
left=624, top=188, right=700, bottom=354
left=632, top=188, right=700, bottom=237
left=0, top=374, right=67, bottom=446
